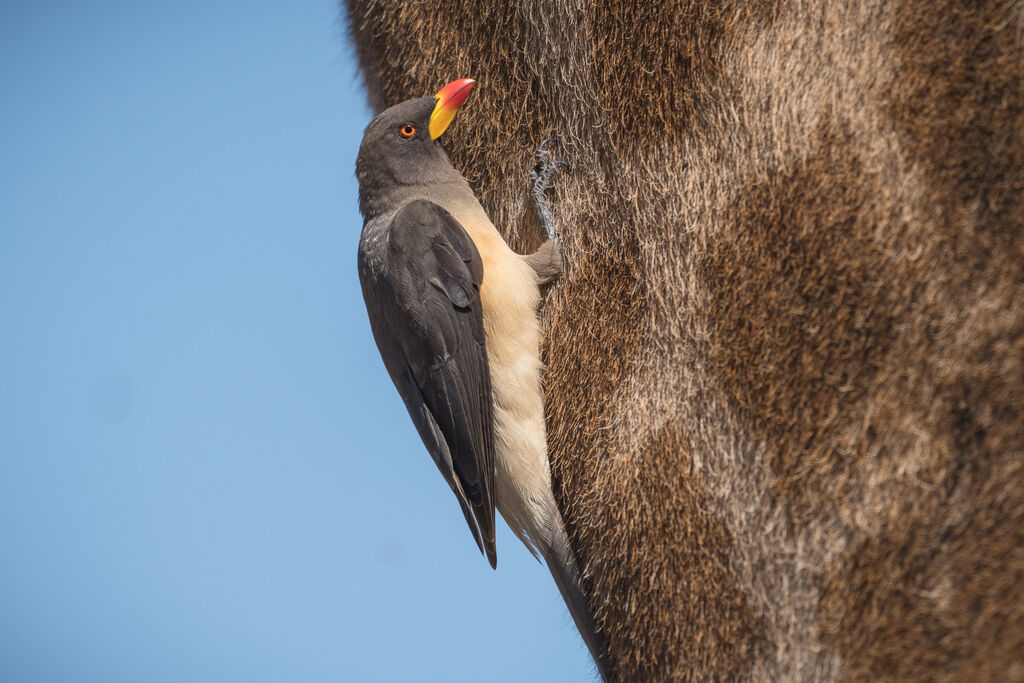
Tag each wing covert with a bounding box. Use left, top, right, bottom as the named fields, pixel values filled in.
left=357, top=199, right=497, bottom=567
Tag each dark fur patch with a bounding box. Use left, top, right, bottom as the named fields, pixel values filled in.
left=608, top=423, right=770, bottom=680
left=586, top=0, right=783, bottom=147
left=818, top=442, right=1024, bottom=680
left=888, top=0, right=1024, bottom=234
left=541, top=236, right=647, bottom=678
left=700, top=115, right=907, bottom=521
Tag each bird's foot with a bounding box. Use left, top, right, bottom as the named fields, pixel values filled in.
left=530, top=137, right=570, bottom=245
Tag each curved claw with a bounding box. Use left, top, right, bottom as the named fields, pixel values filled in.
left=531, top=141, right=570, bottom=180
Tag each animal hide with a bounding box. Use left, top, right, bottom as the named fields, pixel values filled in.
left=346, top=0, right=1024, bottom=679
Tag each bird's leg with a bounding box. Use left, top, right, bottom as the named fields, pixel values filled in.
left=524, top=138, right=569, bottom=284
left=530, top=137, right=570, bottom=244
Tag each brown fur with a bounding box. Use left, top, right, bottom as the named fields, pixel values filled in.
left=345, top=0, right=1024, bottom=679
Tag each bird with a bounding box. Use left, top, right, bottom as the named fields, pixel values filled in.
left=355, top=78, right=610, bottom=681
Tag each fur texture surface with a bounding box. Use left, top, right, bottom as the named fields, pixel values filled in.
left=345, top=1, right=1024, bottom=679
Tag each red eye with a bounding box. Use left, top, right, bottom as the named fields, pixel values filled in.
left=400, top=124, right=416, bottom=138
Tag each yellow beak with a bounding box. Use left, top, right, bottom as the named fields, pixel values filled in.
left=429, top=78, right=475, bottom=140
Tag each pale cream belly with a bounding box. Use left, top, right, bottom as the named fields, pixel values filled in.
left=446, top=202, right=557, bottom=553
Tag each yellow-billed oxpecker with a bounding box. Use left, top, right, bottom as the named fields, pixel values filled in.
left=355, top=79, right=609, bottom=679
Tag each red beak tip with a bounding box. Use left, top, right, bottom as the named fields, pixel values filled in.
left=437, top=78, right=476, bottom=108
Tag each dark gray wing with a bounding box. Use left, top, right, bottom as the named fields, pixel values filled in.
left=357, top=199, right=496, bottom=568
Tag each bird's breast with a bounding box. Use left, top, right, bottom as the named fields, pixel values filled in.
left=442, top=200, right=541, bottom=320
left=441, top=197, right=554, bottom=551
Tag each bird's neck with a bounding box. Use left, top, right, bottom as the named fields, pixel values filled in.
left=360, top=175, right=474, bottom=220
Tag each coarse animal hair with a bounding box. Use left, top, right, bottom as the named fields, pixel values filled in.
left=345, top=0, right=1024, bottom=679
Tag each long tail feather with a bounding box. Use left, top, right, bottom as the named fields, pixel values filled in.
left=543, top=521, right=613, bottom=682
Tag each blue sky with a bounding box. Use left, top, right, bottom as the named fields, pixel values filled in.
left=0, top=2, right=594, bottom=680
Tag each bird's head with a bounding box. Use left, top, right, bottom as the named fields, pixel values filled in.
left=356, top=78, right=475, bottom=218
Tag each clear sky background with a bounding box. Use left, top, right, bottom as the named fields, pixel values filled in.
left=0, top=2, right=594, bottom=681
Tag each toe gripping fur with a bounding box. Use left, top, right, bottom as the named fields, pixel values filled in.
left=530, top=137, right=570, bottom=245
